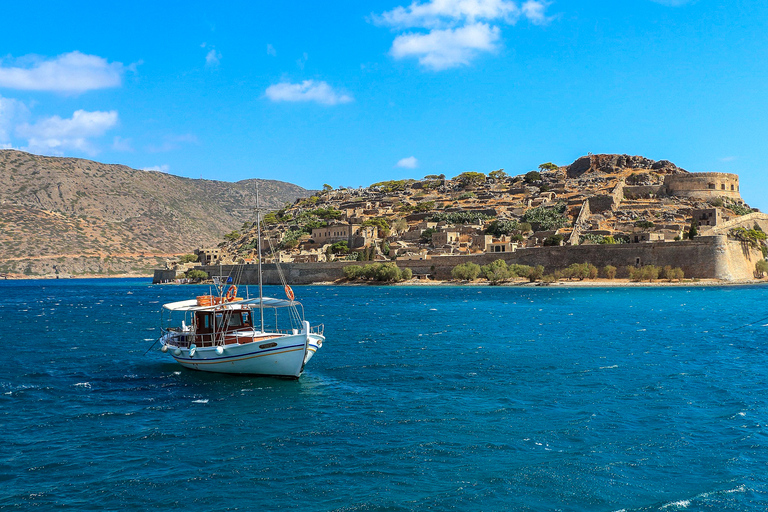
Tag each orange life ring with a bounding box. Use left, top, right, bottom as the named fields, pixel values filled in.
left=225, top=285, right=238, bottom=301
left=285, top=285, right=295, bottom=301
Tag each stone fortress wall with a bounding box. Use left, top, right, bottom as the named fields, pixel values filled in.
left=664, top=172, right=741, bottom=201
left=193, top=235, right=763, bottom=285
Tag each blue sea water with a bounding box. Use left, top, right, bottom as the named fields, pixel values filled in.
left=1, top=279, right=767, bottom=511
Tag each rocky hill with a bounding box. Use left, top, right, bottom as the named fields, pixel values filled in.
left=208, top=154, right=756, bottom=265
left=0, top=150, right=311, bottom=276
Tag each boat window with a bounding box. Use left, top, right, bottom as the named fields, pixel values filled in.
left=241, top=312, right=251, bottom=326
left=228, top=314, right=243, bottom=328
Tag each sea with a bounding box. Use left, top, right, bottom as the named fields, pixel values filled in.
left=1, top=279, right=766, bottom=511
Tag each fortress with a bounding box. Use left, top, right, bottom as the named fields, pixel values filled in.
left=664, top=172, right=741, bottom=201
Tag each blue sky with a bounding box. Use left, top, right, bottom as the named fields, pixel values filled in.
left=1, top=0, right=766, bottom=208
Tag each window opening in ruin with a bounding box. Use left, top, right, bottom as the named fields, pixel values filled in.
left=635, top=257, right=641, bottom=267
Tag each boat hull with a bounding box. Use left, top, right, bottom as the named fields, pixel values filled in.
left=161, top=333, right=323, bottom=378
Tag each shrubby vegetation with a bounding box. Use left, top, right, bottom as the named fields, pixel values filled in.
left=479, top=260, right=544, bottom=284
left=362, top=217, right=391, bottom=237
left=400, top=201, right=436, bottom=213
left=420, top=227, right=438, bottom=243
left=756, top=259, right=768, bottom=278
left=626, top=265, right=684, bottom=282
left=453, top=171, right=486, bottom=188
left=488, top=169, right=508, bottom=180
left=725, top=199, right=753, bottom=216
left=579, top=233, right=621, bottom=245
left=485, top=220, right=531, bottom=237
left=343, top=263, right=412, bottom=282
left=451, top=262, right=481, bottom=280
left=634, top=220, right=655, bottom=229
left=371, top=180, right=413, bottom=193
left=538, top=162, right=558, bottom=172
left=185, top=269, right=208, bottom=280
left=521, top=202, right=568, bottom=231
left=178, top=254, right=198, bottom=263
left=524, top=171, right=541, bottom=183
left=543, top=234, right=564, bottom=246
left=730, top=226, right=766, bottom=248
left=430, top=211, right=492, bottom=224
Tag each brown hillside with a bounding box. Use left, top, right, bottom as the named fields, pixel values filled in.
left=0, top=150, right=311, bottom=276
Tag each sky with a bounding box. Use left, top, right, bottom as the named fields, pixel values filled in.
left=0, top=0, right=766, bottom=208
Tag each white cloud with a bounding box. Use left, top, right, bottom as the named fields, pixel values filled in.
left=374, top=0, right=550, bottom=69
left=375, top=0, right=520, bottom=28
left=265, top=80, right=353, bottom=106
left=205, top=49, right=222, bottom=67
left=142, top=164, right=170, bottom=173
left=16, top=109, right=118, bottom=155
left=396, top=156, right=419, bottom=168
left=267, top=44, right=277, bottom=56
left=521, top=0, right=549, bottom=25
left=0, top=51, right=124, bottom=93
left=0, top=95, right=29, bottom=143
left=391, top=23, right=500, bottom=70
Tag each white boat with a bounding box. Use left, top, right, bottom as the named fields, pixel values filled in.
left=159, top=291, right=324, bottom=378
left=158, top=188, right=325, bottom=378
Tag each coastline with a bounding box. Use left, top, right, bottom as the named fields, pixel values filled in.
left=4, top=273, right=766, bottom=288
left=311, top=277, right=768, bottom=288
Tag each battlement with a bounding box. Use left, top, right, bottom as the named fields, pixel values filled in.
left=664, top=172, right=741, bottom=201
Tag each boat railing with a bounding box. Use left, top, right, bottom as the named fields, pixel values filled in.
left=162, top=325, right=315, bottom=349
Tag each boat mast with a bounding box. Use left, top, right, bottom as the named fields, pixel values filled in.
left=256, top=187, right=265, bottom=332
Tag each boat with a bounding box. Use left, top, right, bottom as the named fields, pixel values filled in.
left=157, top=190, right=325, bottom=378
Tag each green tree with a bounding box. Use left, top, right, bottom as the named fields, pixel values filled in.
left=420, top=227, right=438, bottom=243
left=756, top=259, right=768, bottom=278
left=362, top=217, right=391, bottom=237
left=224, top=231, right=240, bottom=241
left=538, top=162, right=558, bottom=172
left=603, top=265, right=617, bottom=279
left=524, top=170, right=542, bottom=183
left=453, top=171, right=486, bottom=188
left=528, top=265, right=545, bottom=282
left=391, top=217, right=409, bottom=235
left=488, top=169, right=508, bottom=180
left=635, top=220, right=655, bottom=229
left=330, top=241, right=349, bottom=254
left=323, top=183, right=333, bottom=191
left=451, top=262, right=481, bottom=280
left=178, top=254, right=198, bottom=264
left=688, top=218, right=698, bottom=240
left=185, top=269, right=208, bottom=280
left=481, top=259, right=510, bottom=284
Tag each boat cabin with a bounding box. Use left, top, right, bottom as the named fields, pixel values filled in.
left=193, top=308, right=253, bottom=346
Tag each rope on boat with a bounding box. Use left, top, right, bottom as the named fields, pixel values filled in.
left=143, top=336, right=161, bottom=355
left=264, top=226, right=304, bottom=329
